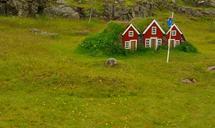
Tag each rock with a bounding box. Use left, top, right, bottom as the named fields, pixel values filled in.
left=30, top=28, right=59, bottom=37
left=40, top=31, right=59, bottom=36
left=0, top=0, right=214, bottom=19
left=209, top=0, right=215, bottom=7
left=105, top=58, right=118, bottom=67
left=207, top=66, right=215, bottom=71
left=44, top=5, right=79, bottom=19
left=182, top=78, right=197, bottom=84
left=103, top=0, right=156, bottom=20
left=56, top=0, right=65, bottom=4
left=0, top=0, right=79, bottom=19
left=0, top=0, right=49, bottom=16
left=196, top=0, right=215, bottom=7
left=31, top=28, right=41, bottom=33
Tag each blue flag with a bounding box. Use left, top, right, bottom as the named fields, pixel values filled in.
left=167, top=18, right=173, bottom=28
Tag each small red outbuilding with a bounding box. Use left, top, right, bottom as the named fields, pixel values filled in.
left=122, top=24, right=140, bottom=51
left=143, top=20, right=165, bottom=49
left=166, top=24, right=186, bottom=47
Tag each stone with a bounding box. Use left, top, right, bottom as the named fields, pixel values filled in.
left=30, top=28, right=59, bottom=37
left=196, top=0, right=215, bottom=7
left=0, top=0, right=48, bottom=16
left=44, top=5, right=79, bottom=19
left=105, top=58, right=118, bottom=67
left=0, top=0, right=214, bottom=19
left=31, top=28, right=41, bottom=33
left=56, top=0, right=65, bottom=4
left=207, top=66, right=215, bottom=71
left=182, top=78, right=197, bottom=84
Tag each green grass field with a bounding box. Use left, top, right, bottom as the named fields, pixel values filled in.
left=0, top=13, right=214, bottom=128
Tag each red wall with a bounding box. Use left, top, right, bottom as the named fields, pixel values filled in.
left=122, top=27, right=139, bottom=48
left=166, top=26, right=184, bottom=43
left=142, top=23, right=164, bottom=46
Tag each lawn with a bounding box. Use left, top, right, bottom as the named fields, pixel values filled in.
left=0, top=13, right=214, bottom=128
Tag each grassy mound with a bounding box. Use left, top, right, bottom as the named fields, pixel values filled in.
left=79, top=18, right=198, bottom=56
left=176, top=41, right=198, bottom=53
left=79, top=22, right=126, bottom=56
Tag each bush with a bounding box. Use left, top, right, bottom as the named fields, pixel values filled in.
left=79, top=21, right=126, bottom=56
left=175, top=41, right=198, bottom=53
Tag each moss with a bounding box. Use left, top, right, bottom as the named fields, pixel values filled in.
left=79, top=21, right=126, bottom=56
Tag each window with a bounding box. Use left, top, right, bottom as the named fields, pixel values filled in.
left=158, top=39, right=162, bottom=46
left=128, top=31, right=134, bottom=37
left=145, top=39, right=150, bottom=48
left=171, top=30, right=176, bottom=36
left=175, top=40, right=180, bottom=47
left=152, top=27, right=157, bottom=35
left=125, top=41, right=131, bottom=49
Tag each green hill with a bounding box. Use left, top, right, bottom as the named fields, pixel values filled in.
left=0, top=11, right=214, bottom=128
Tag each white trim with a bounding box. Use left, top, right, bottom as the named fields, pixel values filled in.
left=130, top=40, right=138, bottom=50
left=145, top=38, right=151, bottom=48
left=150, top=37, right=158, bottom=49
left=157, top=39, right=162, bottom=46
left=124, top=40, right=137, bottom=50
left=125, top=41, right=131, bottom=49
left=168, top=39, right=179, bottom=48
left=128, top=31, right=134, bottom=37
left=171, top=30, right=176, bottom=36
left=122, top=24, right=140, bottom=36
left=151, top=26, right=157, bottom=35
left=175, top=40, right=180, bottom=46
left=167, top=24, right=183, bottom=35
left=143, top=19, right=165, bottom=34
left=169, top=39, right=175, bottom=47
left=145, top=38, right=163, bottom=49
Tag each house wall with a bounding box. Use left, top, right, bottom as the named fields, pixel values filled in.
left=166, top=26, right=185, bottom=44
left=143, top=22, right=164, bottom=46
left=122, top=27, right=139, bottom=48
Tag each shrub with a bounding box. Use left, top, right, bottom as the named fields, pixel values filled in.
left=175, top=41, right=198, bottom=53
left=79, top=22, right=126, bottom=56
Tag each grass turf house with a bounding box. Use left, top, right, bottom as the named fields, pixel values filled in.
left=80, top=18, right=196, bottom=56
left=122, top=19, right=186, bottom=50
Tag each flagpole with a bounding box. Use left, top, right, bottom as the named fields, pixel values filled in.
left=167, top=28, right=172, bottom=63
left=167, top=12, right=174, bottom=63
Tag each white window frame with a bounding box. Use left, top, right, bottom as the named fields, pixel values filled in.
left=125, top=41, right=131, bottom=49
left=157, top=39, right=162, bottom=46
left=128, top=31, right=134, bottom=37
left=171, top=30, right=176, bottom=36
left=152, top=26, right=157, bottom=35
left=145, top=39, right=151, bottom=48
left=175, top=40, right=180, bottom=47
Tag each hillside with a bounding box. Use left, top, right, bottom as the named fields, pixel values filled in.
left=0, top=10, right=215, bottom=127
left=0, top=0, right=214, bottom=19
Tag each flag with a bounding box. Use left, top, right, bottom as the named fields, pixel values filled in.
left=167, top=18, right=173, bottom=28
left=167, top=12, right=174, bottom=28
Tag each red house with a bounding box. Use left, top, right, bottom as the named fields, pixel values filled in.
left=166, top=24, right=186, bottom=47
left=122, top=24, right=140, bottom=50
left=143, top=20, right=165, bottom=49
